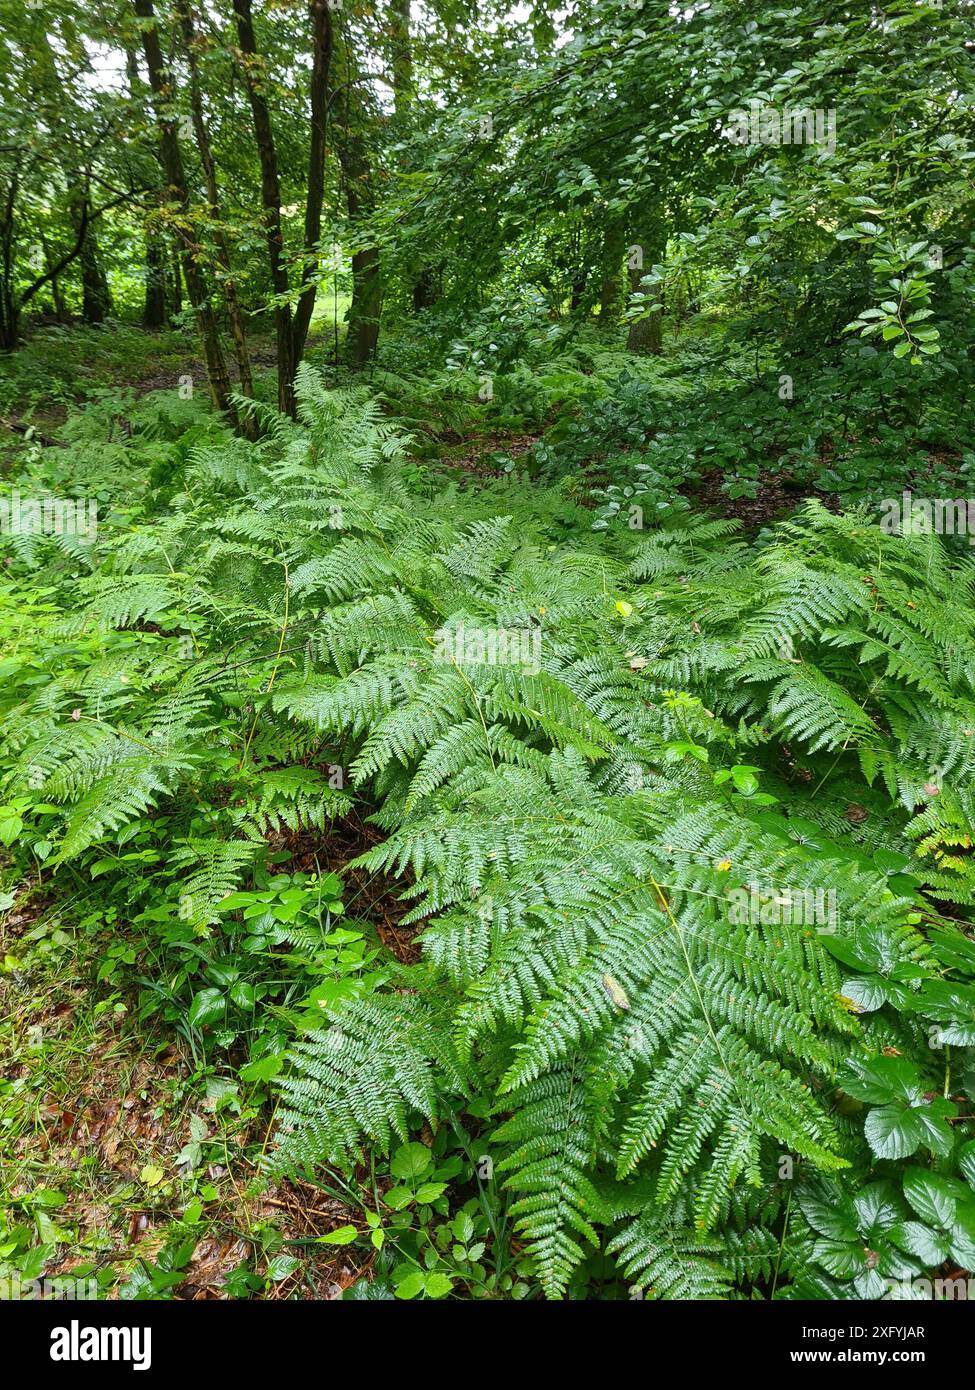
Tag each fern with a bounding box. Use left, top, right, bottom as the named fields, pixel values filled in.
left=6, top=375, right=973, bottom=1300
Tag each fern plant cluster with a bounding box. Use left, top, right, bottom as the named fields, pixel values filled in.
left=1, top=370, right=973, bottom=1298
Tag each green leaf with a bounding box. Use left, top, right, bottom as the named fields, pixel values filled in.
left=423, top=1271, right=454, bottom=1298
left=958, top=1140, right=975, bottom=1189
left=414, top=1182, right=447, bottom=1204
left=864, top=1104, right=925, bottom=1159
left=390, top=1142, right=432, bottom=1181
left=188, top=988, right=225, bottom=1028
left=317, top=1225, right=358, bottom=1245
left=903, top=1168, right=957, bottom=1227
left=384, top=1186, right=416, bottom=1211
left=452, top=1210, right=476, bottom=1244
left=394, top=1270, right=426, bottom=1299
left=890, top=1220, right=949, bottom=1265
left=840, top=1055, right=918, bottom=1105
left=0, top=815, right=23, bottom=847
left=239, top=1054, right=284, bottom=1083
left=266, top=1255, right=300, bottom=1281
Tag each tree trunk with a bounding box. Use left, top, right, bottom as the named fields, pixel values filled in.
left=335, top=46, right=381, bottom=367
left=41, top=235, right=70, bottom=322
left=232, top=0, right=333, bottom=413
left=231, top=0, right=295, bottom=416
left=143, top=234, right=167, bottom=328
left=133, top=0, right=237, bottom=425
left=176, top=0, right=257, bottom=437
left=349, top=246, right=381, bottom=366
left=78, top=215, right=113, bottom=324
left=0, top=293, right=18, bottom=350
left=291, top=0, right=333, bottom=370
left=389, top=0, right=412, bottom=112
left=169, top=252, right=182, bottom=317
left=569, top=269, right=588, bottom=315
left=388, top=0, right=434, bottom=318
left=412, top=266, right=438, bottom=312
left=625, top=242, right=662, bottom=355
left=0, top=170, right=17, bottom=348
left=126, top=47, right=168, bottom=331
left=598, top=225, right=625, bottom=323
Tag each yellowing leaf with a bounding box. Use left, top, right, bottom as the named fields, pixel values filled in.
left=140, top=1164, right=165, bottom=1189
left=601, top=973, right=630, bottom=1011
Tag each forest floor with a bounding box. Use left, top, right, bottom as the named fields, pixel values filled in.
left=0, top=324, right=448, bottom=1299
left=1, top=841, right=378, bottom=1300
left=3, top=318, right=947, bottom=1301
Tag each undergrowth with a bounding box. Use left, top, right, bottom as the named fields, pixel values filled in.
left=1, top=367, right=974, bottom=1300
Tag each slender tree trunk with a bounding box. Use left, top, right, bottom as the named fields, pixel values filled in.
left=133, top=0, right=238, bottom=424
left=74, top=202, right=113, bottom=324
left=0, top=292, right=17, bottom=350
left=335, top=47, right=381, bottom=367
left=388, top=0, right=435, bottom=316
left=169, top=252, right=182, bottom=317
left=412, top=266, right=438, bottom=312
left=389, top=0, right=412, bottom=111
left=291, top=0, right=333, bottom=368
left=41, top=235, right=70, bottom=321
left=176, top=0, right=257, bottom=437
left=598, top=225, right=625, bottom=323
left=125, top=47, right=167, bottom=331
left=348, top=245, right=381, bottom=365
left=231, top=0, right=333, bottom=413
left=231, top=0, right=295, bottom=416
left=0, top=170, right=17, bottom=349
left=143, top=234, right=167, bottom=328
left=626, top=238, right=662, bottom=355
left=569, top=269, right=588, bottom=314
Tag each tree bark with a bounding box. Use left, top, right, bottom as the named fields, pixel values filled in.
left=0, top=295, right=18, bottom=350
left=625, top=239, right=662, bottom=355
left=176, top=0, right=257, bottom=436
left=133, top=0, right=238, bottom=423
left=143, top=233, right=167, bottom=328
left=291, top=0, right=333, bottom=369
left=41, top=234, right=70, bottom=321
left=125, top=46, right=168, bottom=331
left=231, top=0, right=295, bottom=416
left=598, top=225, right=625, bottom=323
left=169, top=251, right=182, bottom=316
left=412, top=266, right=438, bottom=312
left=0, top=165, right=17, bottom=349
left=389, top=0, right=412, bottom=112
left=72, top=195, right=113, bottom=324
left=348, top=245, right=381, bottom=365
left=388, top=0, right=436, bottom=316
left=335, top=48, right=381, bottom=367
left=232, top=0, right=333, bottom=414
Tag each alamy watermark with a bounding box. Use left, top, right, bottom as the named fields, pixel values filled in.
left=50, top=1319, right=151, bottom=1371
left=0, top=490, right=97, bottom=541
left=880, top=491, right=975, bottom=544
left=728, top=882, right=837, bottom=932
left=724, top=102, right=837, bottom=155
left=0, top=1273, right=99, bottom=1300
left=884, top=1274, right=973, bottom=1301
left=433, top=624, right=541, bottom=675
